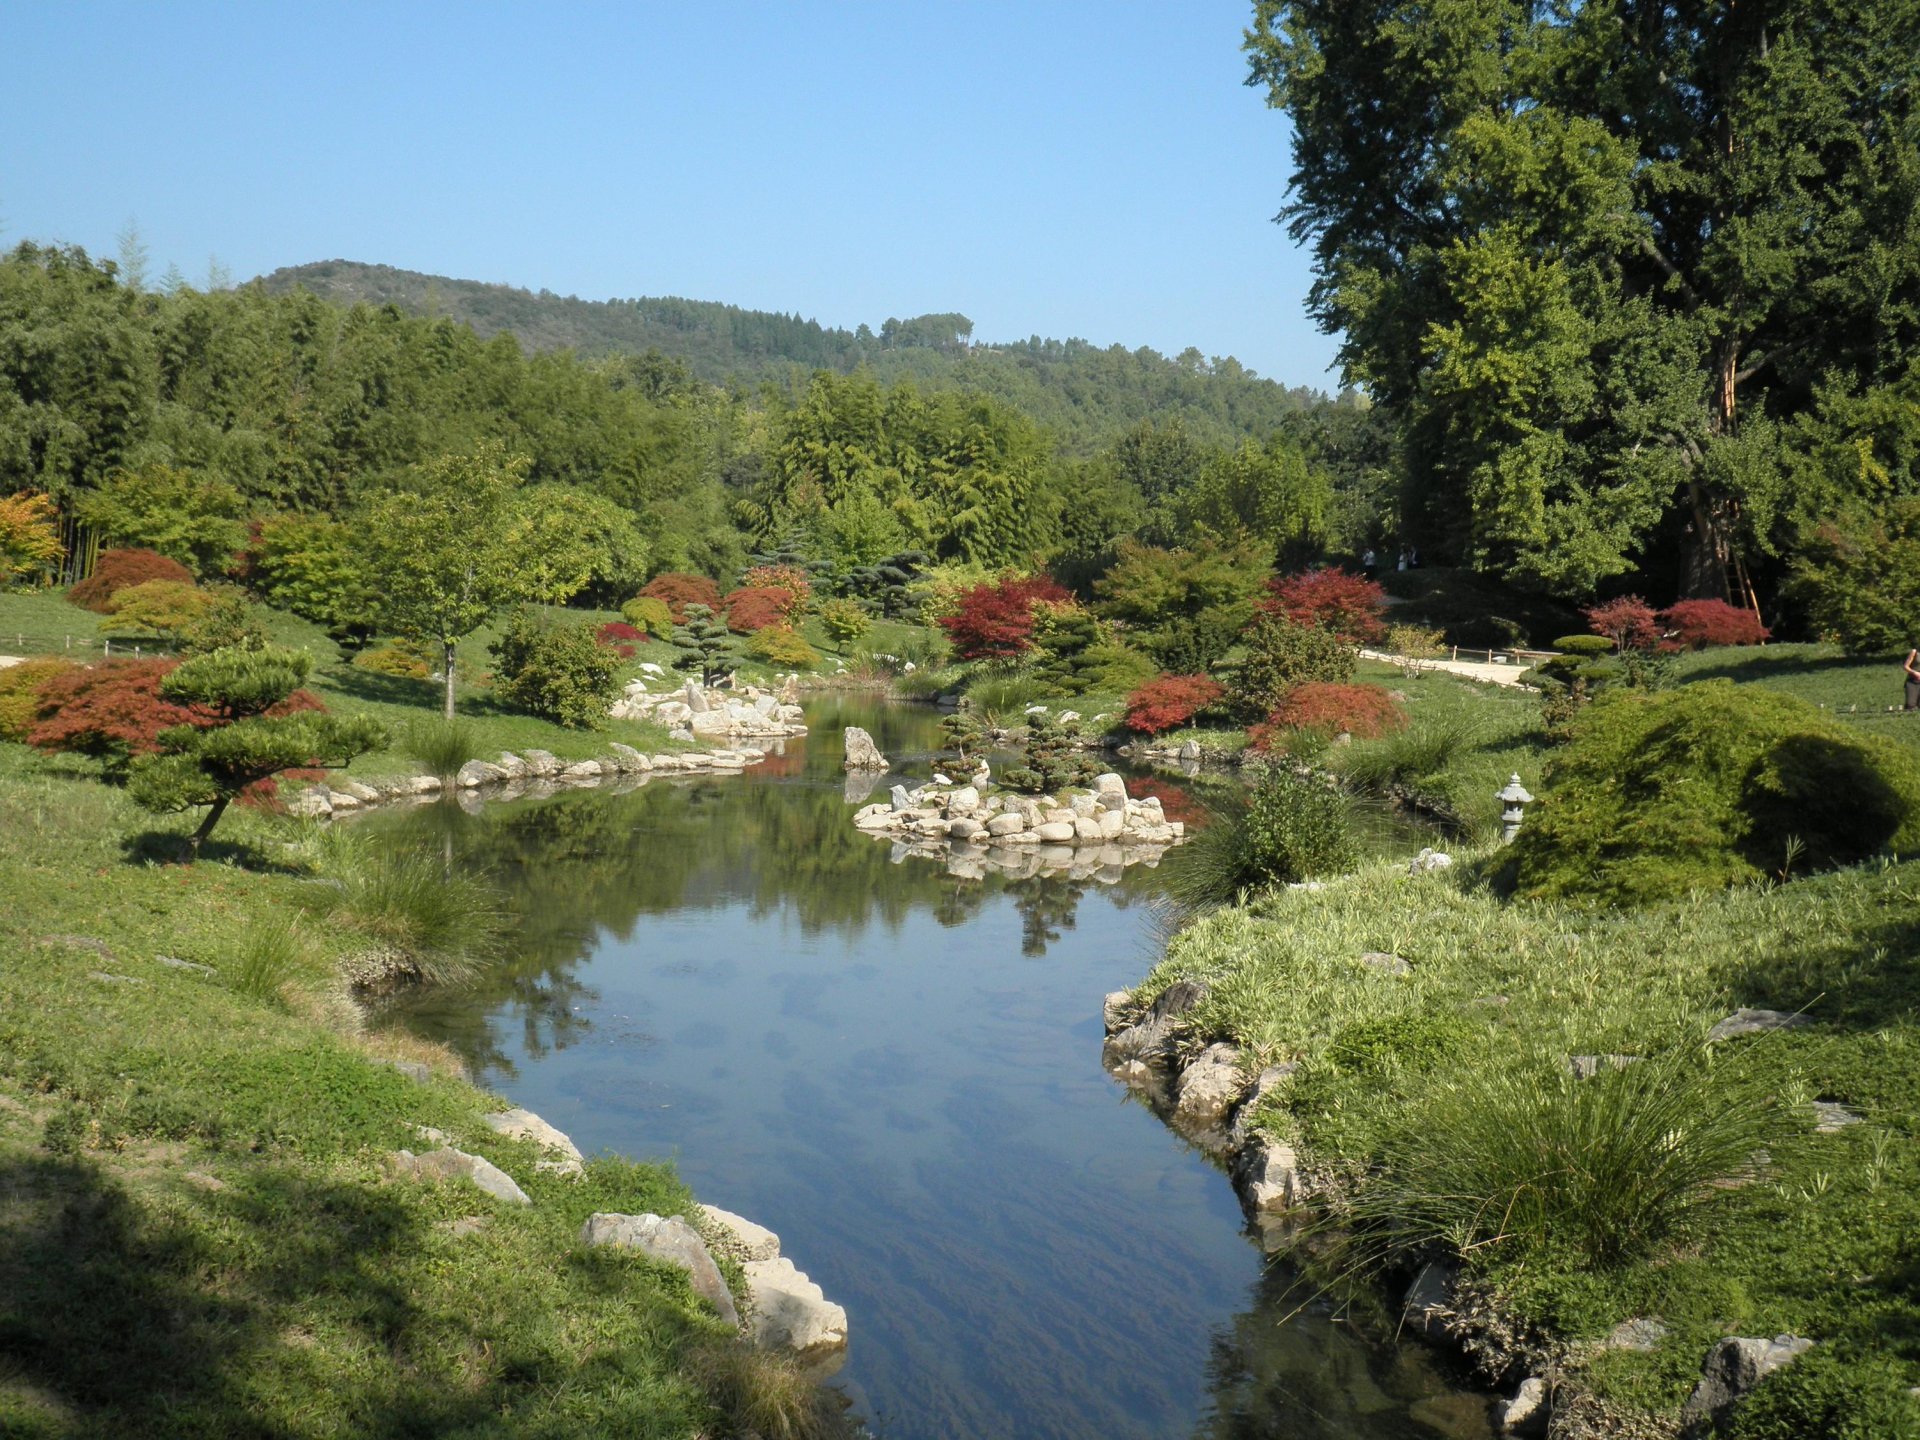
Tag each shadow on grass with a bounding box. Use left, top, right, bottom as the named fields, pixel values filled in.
left=117, top=829, right=297, bottom=873
left=1679, top=652, right=1876, bottom=686
left=315, top=666, right=441, bottom=708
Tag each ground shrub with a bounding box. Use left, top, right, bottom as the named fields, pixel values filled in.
left=351, top=641, right=431, bottom=679
left=1553, top=635, right=1614, bottom=658
left=96, top=578, right=217, bottom=641
left=67, top=548, right=193, bottom=612
left=1124, top=674, right=1225, bottom=735
left=0, top=657, right=74, bottom=741
left=1261, top=567, right=1387, bottom=643
left=746, top=625, right=820, bottom=667
left=595, top=620, right=644, bottom=657
left=999, top=711, right=1098, bottom=793
left=619, top=593, right=675, bottom=636
left=1383, top=623, right=1447, bottom=664
left=1231, top=612, right=1357, bottom=719
left=1585, top=595, right=1660, bottom=651
left=817, top=598, right=871, bottom=645
left=491, top=609, right=622, bottom=728
left=1323, top=1010, right=1475, bottom=1080
left=1722, top=1345, right=1920, bottom=1440
left=1661, top=598, right=1770, bottom=649
left=399, top=716, right=481, bottom=777
left=1142, top=603, right=1253, bottom=674
left=1253, top=682, right=1407, bottom=744
left=1514, top=682, right=1920, bottom=904
left=26, top=658, right=207, bottom=762
left=723, top=584, right=799, bottom=633
left=305, top=831, right=505, bottom=990
left=641, top=572, right=723, bottom=622
left=1168, top=765, right=1357, bottom=906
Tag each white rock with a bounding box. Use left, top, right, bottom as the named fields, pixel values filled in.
left=483, top=1107, right=583, bottom=1161
left=987, top=812, right=1027, bottom=836
left=946, top=785, right=980, bottom=814
left=700, top=1204, right=781, bottom=1262
left=1173, top=1042, right=1244, bottom=1131
left=395, top=1147, right=530, bottom=1206
left=640, top=662, right=665, bottom=675
left=1034, top=822, right=1076, bottom=842
left=580, top=1212, right=738, bottom=1327
left=1498, top=1377, right=1549, bottom=1436
left=742, top=1256, right=848, bottom=1359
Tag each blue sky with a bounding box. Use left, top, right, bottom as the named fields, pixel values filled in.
left=3, top=2, right=1339, bottom=388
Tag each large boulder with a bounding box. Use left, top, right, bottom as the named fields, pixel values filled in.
left=843, top=726, right=890, bottom=771
left=455, top=760, right=507, bottom=789
left=1682, top=1336, right=1814, bottom=1427
left=483, top=1106, right=583, bottom=1162
left=394, top=1148, right=530, bottom=1206
left=1233, top=1139, right=1307, bottom=1217
left=741, top=1256, right=848, bottom=1362
left=1173, top=1042, right=1245, bottom=1133
left=699, top=1204, right=781, bottom=1263
left=580, top=1211, right=740, bottom=1328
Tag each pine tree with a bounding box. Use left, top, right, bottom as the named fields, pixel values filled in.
left=669, top=604, right=739, bottom=687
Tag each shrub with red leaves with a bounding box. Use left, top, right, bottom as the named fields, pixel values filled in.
left=1585, top=595, right=1661, bottom=651
left=1261, top=568, right=1387, bottom=644
left=640, top=573, right=723, bottom=623
left=26, top=660, right=209, bottom=761
left=936, top=574, right=1071, bottom=660
left=723, top=585, right=798, bottom=633
left=596, top=620, right=644, bottom=658
left=740, top=564, right=813, bottom=615
left=1659, top=599, right=1769, bottom=650
left=1123, top=673, right=1225, bottom=735
left=1251, top=682, right=1407, bottom=747
left=68, top=548, right=194, bottom=613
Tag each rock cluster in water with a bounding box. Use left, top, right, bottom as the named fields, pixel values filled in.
left=850, top=770, right=1186, bottom=880
left=611, top=673, right=808, bottom=742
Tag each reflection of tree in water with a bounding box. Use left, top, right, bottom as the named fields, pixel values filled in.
left=1196, top=1261, right=1492, bottom=1440
left=1013, top=876, right=1090, bottom=958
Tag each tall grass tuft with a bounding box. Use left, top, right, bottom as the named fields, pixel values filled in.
left=965, top=671, right=1049, bottom=723
left=304, top=830, right=505, bottom=991
left=689, top=1341, right=850, bottom=1440
left=228, top=913, right=309, bottom=1003
left=400, top=716, right=482, bottom=778
left=1336, top=716, right=1477, bottom=794
left=1343, top=1046, right=1783, bottom=1271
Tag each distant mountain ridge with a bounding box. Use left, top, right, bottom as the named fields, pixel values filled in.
left=253, top=259, right=1329, bottom=454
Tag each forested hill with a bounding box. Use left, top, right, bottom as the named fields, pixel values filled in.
left=254, top=260, right=1326, bottom=455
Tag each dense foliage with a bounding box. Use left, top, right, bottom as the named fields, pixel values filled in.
left=490, top=609, right=623, bottom=729
left=1229, top=612, right=1357, bottom=720
left=937, top=575, right=1069, bottom=661
left=0, top=491, right=61, bottom=585
left=1260, top=568, right=1385, bottom=644
left=1515, top=683, right=1920, bottom=904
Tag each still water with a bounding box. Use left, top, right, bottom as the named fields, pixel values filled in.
left=364, top=696, right=1491, bottom=1440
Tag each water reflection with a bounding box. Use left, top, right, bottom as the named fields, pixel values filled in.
left=356, top=695, right=1487, bottom=1440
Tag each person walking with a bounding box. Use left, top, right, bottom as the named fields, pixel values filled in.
left=1905, top=648, right=1920, bottom=710
left=1361, top=547, right=1377, bottom=579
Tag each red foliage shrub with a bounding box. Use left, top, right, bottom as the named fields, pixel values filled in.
left=1659, top=599, right=1770, bottom=650
left=740, top=564, right=813, bottom=614
left=1585, top=595, right=1660, bottom=651
left=1260, top=568, right=1387, bottom=644
left=25, top=660, right=210, bottom=760
left=640, top=573, right=723, bottom=623
left=1251, top=682, right=1407, bottom=747
left=723, top=586, right=798, bottom=633
left=596, top=620, right=644, bottom=657
left=68, top=548, right=194, bottom=613
left=1123, top=673, right=1225, bottom=735
left=936, top=574, right=1072, bottom=660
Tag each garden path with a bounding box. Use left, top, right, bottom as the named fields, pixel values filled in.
left=1360, top=648, right=1535, bottom=687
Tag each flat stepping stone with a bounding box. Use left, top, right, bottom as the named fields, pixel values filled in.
left=1811, top=1101, right=1864, bottom=1133
left=1707, top=1008, right=1812, bottom=1043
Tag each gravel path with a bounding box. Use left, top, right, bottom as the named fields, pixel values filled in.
left=1361, top=649, right=1535, bottom=688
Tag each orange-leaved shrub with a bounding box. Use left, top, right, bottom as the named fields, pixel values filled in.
left=26, top=658, right=325, bottom=763
left=740, top=564, right=812, bottom=615
left=1123, top=673, right=1225, bottom=734
left=1250, top=682, right=1407, bottom=747
left=68, top=548, right=194, bottom=613
left=723, top=585, right=799, bottom=633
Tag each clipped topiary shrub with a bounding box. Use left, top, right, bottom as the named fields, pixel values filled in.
left=1552, top=635, right=1615, bottom=658
left=1514, top=682, right=1920, bottom=904
left=68, top=548, right=194, bottom=613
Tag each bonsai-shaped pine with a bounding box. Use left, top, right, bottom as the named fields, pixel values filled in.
left=1000, top=711, right=1100, bottom=794
left=128, top=646, right=386, bottom=860
left=939, top=701, right=989, bottom=763
left=670, top=603, right=740, bottom=687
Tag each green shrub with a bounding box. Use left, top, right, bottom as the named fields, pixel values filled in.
left=619, top=594, right=675, bottom=637
left=304, top=831, right=505, bottom=991
left=817, top=598, right=871, bottom=645
left=352, top=641, right=431, bottom=679
left=1324, top=1010, right=1474, bottom=1080
left=228, top=913, right=308, bottom=1003
left=1515, top=682, right=1920, bottom=904
left=1553, top=634, right=1615, bottom=657
left=491, top=608, right=623, bottom=729
left=1230, top=612, right=1357, bottom=720
left=746, top=624, right=820, bottom=667
left=96, top=578, right=218, bottom=641
left=1346, top=1048, right=1783, bottom=1271
left=1168, top=764, right=1358, bottom=905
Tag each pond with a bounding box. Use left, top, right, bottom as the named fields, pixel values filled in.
left=361, top=694, right=1491, bottom=1440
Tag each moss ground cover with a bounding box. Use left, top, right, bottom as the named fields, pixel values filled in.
left=0, top=740, right=817, bottom=1438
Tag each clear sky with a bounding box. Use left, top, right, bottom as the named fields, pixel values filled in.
left=3, top=2, right=1339, bottom=388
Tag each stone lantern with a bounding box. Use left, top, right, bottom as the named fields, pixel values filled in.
left=1497, top=773, right=1534, bottom=844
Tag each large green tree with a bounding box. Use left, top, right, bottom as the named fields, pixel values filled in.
left=1247, top=1, right=1920, bottom=602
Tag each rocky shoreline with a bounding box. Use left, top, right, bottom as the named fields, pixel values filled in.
left=1100, top=946, right=1821, bottom=1439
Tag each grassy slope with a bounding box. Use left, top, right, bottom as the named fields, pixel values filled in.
left=0, top=742, right=757, bottom=1438
left=1132, top=646, right=1920, bottom=1434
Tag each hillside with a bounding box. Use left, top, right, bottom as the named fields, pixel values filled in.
left=253, top=259, right=1330, bottom=455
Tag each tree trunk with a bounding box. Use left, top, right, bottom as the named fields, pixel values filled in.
left=443, top=638, right=457, bottom=721
left=184, top=795, right=230, bottom=863
left=1681, top=344, right=1742, bottom=601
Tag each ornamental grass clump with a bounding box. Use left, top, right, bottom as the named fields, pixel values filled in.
left=304, top=831, right=505, bottom=992
left=1344, top=1046, right=1782, bottom=1271
left=399, top=715, right=481, bottom=779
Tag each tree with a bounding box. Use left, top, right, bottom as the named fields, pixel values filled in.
left=1175, top=435, right=1330, bottom=566
left=1248, top=2, right=1920, bottom=602
left=0, top=490, right=61, bottom=585
left=75, top=463, right=248, bottom=575
left=364, top=443, right=629, bottom=719
left=937, top=575, right=1069, bottom=661
left=670, top=603, right=739, bottom=686
left=246, top=513, right=380, bottom=643
left=127, top=647, right=384, bottom=859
